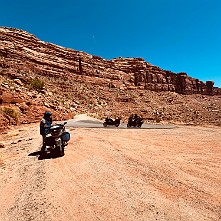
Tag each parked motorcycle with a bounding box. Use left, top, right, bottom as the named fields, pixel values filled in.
left=127, top=116, right=144, bottom=128
left=103, top=117, right=121, bottom=127
left=45, top=122, right=70, bottom=156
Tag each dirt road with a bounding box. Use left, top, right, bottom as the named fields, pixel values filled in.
left=0, top=117, right=221, bottom=221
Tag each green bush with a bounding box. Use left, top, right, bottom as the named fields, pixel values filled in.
left=29, top=77, right=45, bottom=91
left=1, top=107, right=20, bottom=122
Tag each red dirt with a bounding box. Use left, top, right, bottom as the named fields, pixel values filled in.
left=0, top=116, right=221, bottom=220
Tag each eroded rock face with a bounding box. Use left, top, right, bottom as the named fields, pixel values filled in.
left=0, top=27, right=220, bottom=95
left=0, top=27, right=221, bottom=130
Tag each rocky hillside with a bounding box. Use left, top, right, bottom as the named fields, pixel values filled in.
left=0, top=26, right=221, bottom=130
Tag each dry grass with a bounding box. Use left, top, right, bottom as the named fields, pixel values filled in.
left=1, top=107, right=20, bottom=123
left=29, top=77, right=45, bottom=91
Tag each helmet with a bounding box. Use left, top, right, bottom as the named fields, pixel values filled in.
left=44, top=111, right=52, bottom=122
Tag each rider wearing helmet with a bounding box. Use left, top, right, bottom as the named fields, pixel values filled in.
left=133, top=114, right=139, bottom=124
left=40, top=111, right=52, bottom=152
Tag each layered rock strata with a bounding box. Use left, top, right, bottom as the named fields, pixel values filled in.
left=0, top=27, right=220, bottom=95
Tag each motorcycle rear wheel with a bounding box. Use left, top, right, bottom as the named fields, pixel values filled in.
left=103, top=123, right=107, bottom=127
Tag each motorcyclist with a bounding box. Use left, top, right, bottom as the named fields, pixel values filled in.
left=128, top=114, right=134, bottom=123
left=133, top=114, right=139, bottom=124
left=40, top=111, right=52, bottom=152
left=105, top=117, right=113, bottom=124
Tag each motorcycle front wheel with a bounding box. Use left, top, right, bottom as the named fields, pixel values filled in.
left=51, top=145, right=64, bottom=157
left=59, top=145, right=64, bottom=156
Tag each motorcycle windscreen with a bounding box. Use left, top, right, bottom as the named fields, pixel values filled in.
left=62, top=132, right=70, bottom=141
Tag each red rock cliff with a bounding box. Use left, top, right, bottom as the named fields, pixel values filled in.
left=0, top=27, right=220, bottom=96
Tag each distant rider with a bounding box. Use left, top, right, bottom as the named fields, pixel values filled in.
left=128, top=114, right=134, bottom=123
left=40, top=111, right=52, bottom=152
left=105, top=117, right=113, bottom=124
left=133, top=114, right=138, bottom=123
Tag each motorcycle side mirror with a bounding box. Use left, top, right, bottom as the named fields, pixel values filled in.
left=64, top=122, right=67, bottom=125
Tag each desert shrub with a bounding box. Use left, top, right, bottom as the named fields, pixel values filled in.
left=1, top=107, right=20, bottom=122
left=29, top=77, right=44, bottom=91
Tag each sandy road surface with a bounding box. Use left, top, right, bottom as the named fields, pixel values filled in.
left=0, top=117, right=221, bottom=221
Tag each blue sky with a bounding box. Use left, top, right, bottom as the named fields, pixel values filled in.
left=1, top=0, right=221, bottom=87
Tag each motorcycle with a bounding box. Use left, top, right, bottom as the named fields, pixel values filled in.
left=103, top=117, right=121, bottom=127
left=127, top=117, right=144, bottom=128
left=45, top=122, right=70, bottom=156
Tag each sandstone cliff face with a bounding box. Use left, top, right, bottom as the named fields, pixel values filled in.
left=0, top=27, right=221, bottom=129
left=0, top=27, right=220, bottom=95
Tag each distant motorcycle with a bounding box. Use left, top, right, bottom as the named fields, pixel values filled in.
left=45, top=122, right=70, bottom=156
left=103, top=117, right=121, bottom=127
left=127, top=116, right=144, bottom=128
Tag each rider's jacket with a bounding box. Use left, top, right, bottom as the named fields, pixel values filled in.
left=40, top=118, right=51, bottom=135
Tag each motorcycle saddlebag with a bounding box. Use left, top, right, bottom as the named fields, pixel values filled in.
left=62, top=132, right=70, bottom=141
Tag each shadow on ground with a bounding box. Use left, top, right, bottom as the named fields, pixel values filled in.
left=28, top=150, right=64, bottom=160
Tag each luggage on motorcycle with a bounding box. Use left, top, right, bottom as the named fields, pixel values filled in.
left=62, top=132, right=70, bottom=141
left=50, top=125, right=62, bottom=136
